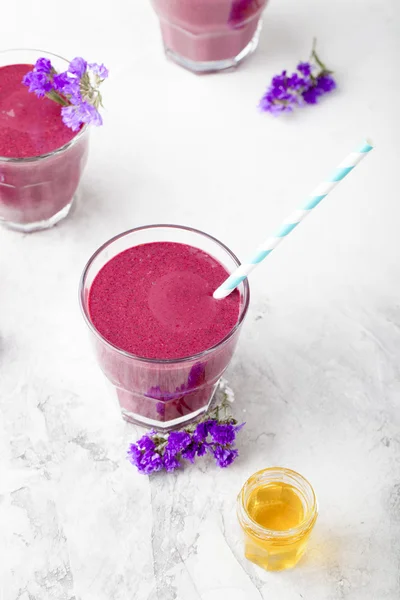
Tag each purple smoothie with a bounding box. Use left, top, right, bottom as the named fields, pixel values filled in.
left=89, top=242, right=240, bottom=359
left=151, top=0, right=268, bottom=70
left=0, top=62, right=88, bottom=231
left=81, top=233, right=248, bottom=429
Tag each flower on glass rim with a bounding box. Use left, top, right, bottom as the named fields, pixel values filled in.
left=22, top=55, right=108, bottom=132
left=34, top=57, right=53, bottom=74
left=259, top=40, right=336, bottom=115
left=22, top=71, right=53, bottom=97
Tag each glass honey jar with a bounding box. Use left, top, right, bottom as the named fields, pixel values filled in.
left=237, top=467, right=318, bottom=571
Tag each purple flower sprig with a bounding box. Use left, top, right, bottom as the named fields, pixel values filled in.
left=259, top=39, right=336, bottom=116
left=128, top=391, right=245, bottom=475
left=22, top=57, right=108, bottom=131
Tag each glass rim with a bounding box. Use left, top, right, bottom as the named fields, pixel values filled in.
left=0, top=48, right=88, bottom=163
left=237, top=467, right=318, bottom=540
left=79, top=224, right=250, bottom=365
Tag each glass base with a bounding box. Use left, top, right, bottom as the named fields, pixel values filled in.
left=163, top=20, right=262, bottom=74
left=121, top=378, right=232, bottom=431
left=122, top=403, right=209, bottom=432
left=0, top=194, right=75, bottom=233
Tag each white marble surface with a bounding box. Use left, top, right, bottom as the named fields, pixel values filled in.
left=1, top=0, right=400, bottom=598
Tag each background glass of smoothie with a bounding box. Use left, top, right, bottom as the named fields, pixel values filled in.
left=0, top=49, right=89, bottom=232
left=79, top=225, right=250, bottom=430
left=150, top=0, right=268, bottom=73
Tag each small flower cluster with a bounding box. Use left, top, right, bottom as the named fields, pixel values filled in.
left=23, top=57, right=108, bottom=131
left=128, top=391, right=244, bottom=474
left=259, top=41, right=336, bottom=115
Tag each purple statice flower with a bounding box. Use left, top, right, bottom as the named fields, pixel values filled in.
left=302, top=87, right=320, bottom=105
left=297, top=61, right=312, bottom=77
left=193, top=420, right=213, bottom=443
left=89, top=62, right=109, bottom=79
left=181, top=441, right=203, bottom=463
left=22, top=55, right=108, bottom=132
left=166, top=431, right=191, bottom=456
left=61, top=101, right=102, bottom=132
left=127, top=436, right=164, bottom=475
left=212, top=445, right=239, bottom=468
left=137, top=433, right=156, bottom=453
left=209, top=422, right=236, bottom=446
left=163, top=450, right=181, bottom=472
left=53, top=72, right=81, bottom=101
left=259, top=42, right=336, bottom=116
left=316, top=74, right=336, bottom=93
left=22, top=71, right=53, bottom=97
left=127, top=394, right=245, bottom=475
left=35, top=57, right=53, bottom=74
left=68, top=57, right=87, bottom=78
left=259, top=70, right=303, bottom=115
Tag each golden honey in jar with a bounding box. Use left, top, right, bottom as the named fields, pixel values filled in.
left=237, top=467, right=318, bottom=571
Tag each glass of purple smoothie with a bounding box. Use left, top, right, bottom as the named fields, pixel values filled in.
left=150, top=0, right=268, bottom=73
left=0, top=50, right=89, bottom=232
left=79, top=225, right=250, bottom=431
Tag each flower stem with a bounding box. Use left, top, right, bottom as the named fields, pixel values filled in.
left=310, top=38, right=334, bottom=75
left=46, top=90, right=70, bottom=107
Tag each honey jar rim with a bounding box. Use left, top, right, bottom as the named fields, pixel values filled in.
left=236, top=466, right=318, bottom=540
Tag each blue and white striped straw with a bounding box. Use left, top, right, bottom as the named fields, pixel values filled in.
left=213, top=141, right=373, bottom=299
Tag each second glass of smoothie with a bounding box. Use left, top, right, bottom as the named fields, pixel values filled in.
left=150, top=0, right=268, bottom=73
left=0, top=49, right=89, bottom=232
left=80, top=225, right=249, bottom=430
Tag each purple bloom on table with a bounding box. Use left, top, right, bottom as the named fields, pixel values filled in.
left=270, top=70, right=288, bottom=89
left=89, top=62, right=109, bottom=79
left=163, top=450, right=181, bottom=472
left=68, top=57, right=87, bottom=78
left=127, top=442, right=163, bottom=475
left=181, top=441, right=199, bottom=463
left=316, top=74, right=336, bottom=93
left=259, top=42, right=336, bottom=116
left=287, top=72, right=307, bottom=91
left=259, top=91, right=296, bottom=115
left=196, top=442, right=208, bottom=457
left=137, top=433, right=156, bottom=453
left=166, top=431, right=191, bottom=456
left=302, top=86, right=322, bottom=105
left=193, top=420, right=213, bottom=443
left=297, top=61, right=312, bottom=76
left=182, top=438, right=210, bottom=462
left=141, top=452, right=164, bottom=474
left=127, top=443, right=141, bottom=465
left=213, top=445, right=239, bottom=468
left=35, top=57, right=53, bottom=74
left=22, top=71, right=53, bottom=97
left=209, top=422, right=236, bottom=446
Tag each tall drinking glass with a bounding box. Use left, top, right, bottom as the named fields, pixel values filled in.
left=79, top=225, right=250, bottom=431
left=0, top=50, right=89, bottom=232
left=150, top=0, right=269, bottom=73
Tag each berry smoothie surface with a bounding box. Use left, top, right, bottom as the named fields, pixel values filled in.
left=88, top=242, right=241, bottom=360
left=0, top=64, right=77, bottom=158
